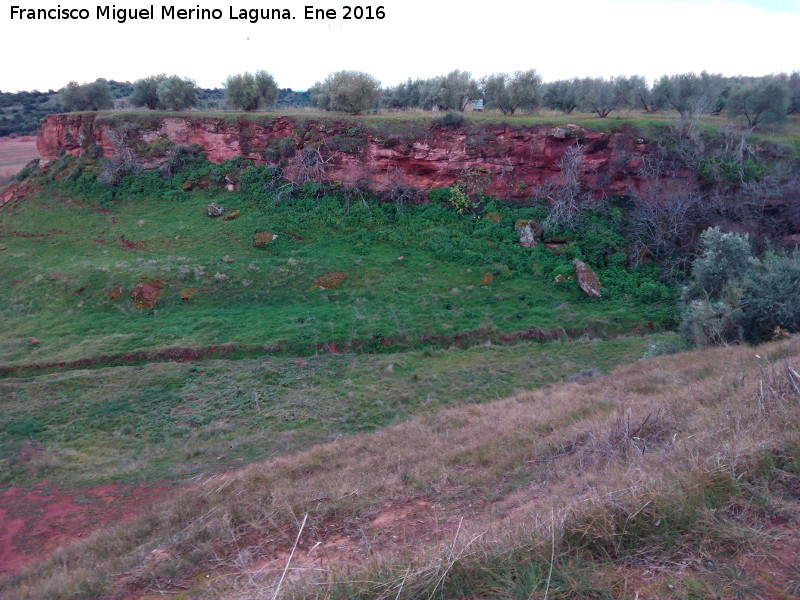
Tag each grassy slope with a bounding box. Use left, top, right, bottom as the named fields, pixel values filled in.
left=0, top=186, right=665, bottom=369
left=3, top=336, right=798, bottom=599
left=0, top=334, right=670, bottom=488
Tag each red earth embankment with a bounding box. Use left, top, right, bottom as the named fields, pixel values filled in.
left=37, top=113, right=649, bottom=199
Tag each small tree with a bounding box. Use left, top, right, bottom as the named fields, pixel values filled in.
left=727, top=78, right=789, bottom=127
left=225, top=71, right=279, bottom=111
left=482, top=69, right=541, bottom=115
left=156, top=76, right=198, bottom=111
left=129, top=74, right=167, bottom=110
left=311, top=71, right=381, bottom=114
left=61, top=79, right=114, bottom=111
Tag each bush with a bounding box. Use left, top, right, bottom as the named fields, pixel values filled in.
left=681, top=299, right=743, bottom=347
left=682, top=227, right=756, bottom=302
left=680, top=228, right=800, bottom=345
left=428, top=187, right=452, bottom=204
left=433, top=111, right=465, bottom=128
left=159, top=145, right=206, bottom=179
left=740, top=250, right=800, bottom=343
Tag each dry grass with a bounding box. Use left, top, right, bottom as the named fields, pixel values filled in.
left=3, top=337, right=800, bottom=599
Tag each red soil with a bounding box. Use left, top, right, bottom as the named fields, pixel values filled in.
left=0, top=480, right=174, bottom=577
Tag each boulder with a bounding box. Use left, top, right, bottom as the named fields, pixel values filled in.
left=254, top=232, right=277, bottom=248
left=515, top=220, right=542, bottom=248
left=312, top=272, right=346, bottom=290
left=106, top=285, right=123, bottom=300
left=573, top=259, right=601, bottom=298
left=131, top=280, right=164, bottom=309
left=207, top=203, right=224, bottom=218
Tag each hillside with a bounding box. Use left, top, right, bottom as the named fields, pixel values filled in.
left=1, top=110, right=799, bottom=599
left=3, top=336, right=798, bottom=599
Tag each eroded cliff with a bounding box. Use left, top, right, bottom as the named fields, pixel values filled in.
left=37, top=113, right=648, bottom=199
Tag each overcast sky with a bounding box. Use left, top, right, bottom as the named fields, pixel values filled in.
left=2, top=0, right=798, bottom=93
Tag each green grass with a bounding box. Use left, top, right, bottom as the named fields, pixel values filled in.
left=0, top=178, right=673, bottom=369
left=0, top=333, right=672, bottom=487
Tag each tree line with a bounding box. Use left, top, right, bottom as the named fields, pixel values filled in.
left=49, top=68, right=800, bottom=128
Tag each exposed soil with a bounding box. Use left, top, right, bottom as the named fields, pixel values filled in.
left=0, top=480, right=175, bottom=577
left=0, top=325, right=649, bottom=379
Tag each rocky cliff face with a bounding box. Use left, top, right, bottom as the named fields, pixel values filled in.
left=37, top=113, right=648, bottom=199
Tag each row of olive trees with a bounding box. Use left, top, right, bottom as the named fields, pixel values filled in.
left=542, top=72, right=798, bottom=125
left=381, top=70, right=541, bottom=115
left=383, top=70, right=799, bottom=125
left=62, top=69, right=800, bottom=125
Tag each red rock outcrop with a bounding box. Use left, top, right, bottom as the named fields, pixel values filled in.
left=37, top=113, right=649, bottom=200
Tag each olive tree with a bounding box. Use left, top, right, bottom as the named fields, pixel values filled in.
left=580, top=77, right=619, bottom=117
left=382, top=78, right=424, bottom=109
left=61, top=79, right=114, bottom=111
left=129, top=74, right=167, bottom=110
left=542, top=79, right=582, bottom=114
left=155, top=76, right=198, bottom=111
left=651, top=73, right=713, bottom=116
left=435, top=70, right=480, bottom=111
left=310, top=71, right=380, bottom=114
left=225, top=71, right=279, bottom=111
left=481, top=69, right=541, bottom=115
left=727, top=78, right=789, bottom=127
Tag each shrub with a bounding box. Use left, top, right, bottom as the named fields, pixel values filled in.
left=159, top=145, right=206, bottom=179
left=740, top=250, right=800, bottom=343
left=682, top=227, right=756, bottom=302
left=433, top=111, right=465, bottom=128
left=680, top=228, right=800, bottom=345
left=14, top=158, right=39, bottom=181
left=681, top=299, right=743, bottom=346
left=428, top=187, right=452, bottom=204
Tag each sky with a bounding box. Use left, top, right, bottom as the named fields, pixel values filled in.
left=2, top=0, right=799, bottom=93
